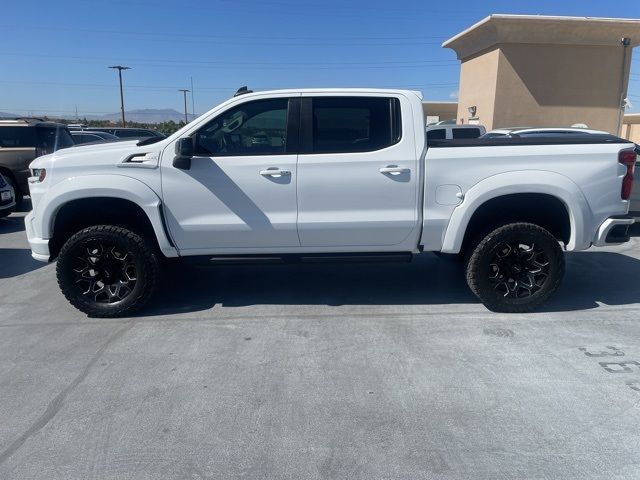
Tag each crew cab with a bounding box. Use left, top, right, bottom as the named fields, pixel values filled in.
left=25, top=88, right=636, bottom=317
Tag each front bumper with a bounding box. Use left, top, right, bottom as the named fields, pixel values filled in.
left=24, top=211, right=50, bottom=262
left=593, top=215, right=635, bottom=247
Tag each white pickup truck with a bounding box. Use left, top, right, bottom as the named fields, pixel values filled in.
left=25, top=88, right=636, bottom=317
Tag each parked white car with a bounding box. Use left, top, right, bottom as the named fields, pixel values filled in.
left=482, top=127, right=609, bottom=138
left=25, top=88, right=636, bottom=317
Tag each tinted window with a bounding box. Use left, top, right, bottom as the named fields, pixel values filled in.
left=115, top=129, right=151, bottom=138
left=452, top=128, right=481, bottom=139
left=426, top=128, right=446, bottom=140
left=310, top=97, right=400, bottom=153
left=196, top=98, right=289, bottom=156
left=36, top=126, right=75, bottom=151
left=73, top=134, right=102, bottom=144
left=0, top=127, right=37, bottom=147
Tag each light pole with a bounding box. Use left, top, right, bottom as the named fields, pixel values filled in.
left=178, top=89, right=190, bottom=123
left=108, top=65, right=131, bottom=127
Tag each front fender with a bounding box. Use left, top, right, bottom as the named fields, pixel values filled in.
left=440, top=170, right=592, bottom=253
left=33, top=174, right=178, bottom=258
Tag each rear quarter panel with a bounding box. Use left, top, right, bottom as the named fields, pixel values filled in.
left=421, top=143, right=632, bottom=252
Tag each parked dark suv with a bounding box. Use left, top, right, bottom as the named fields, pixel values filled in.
left=0, top=119, right=74, bottom=204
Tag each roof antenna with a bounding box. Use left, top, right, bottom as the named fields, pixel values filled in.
left=234, top=86, right=253, bottom=97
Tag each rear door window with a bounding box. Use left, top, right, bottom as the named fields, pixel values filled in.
left=308, top=97, right=400, bottom=154
left=0, top=127, right=37, bottom=148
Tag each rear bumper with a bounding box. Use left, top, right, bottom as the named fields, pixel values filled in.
left=24, top=211, right=50, bottom=262
left=593, top=215, right=635, bottom=246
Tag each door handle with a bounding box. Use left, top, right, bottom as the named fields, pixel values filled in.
left=379, top=166, right=409, bottom=176
left=260, top=168, right=291, bottom=178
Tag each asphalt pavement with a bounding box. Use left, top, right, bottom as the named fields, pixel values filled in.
left=1, top=207, right=640, bottom=479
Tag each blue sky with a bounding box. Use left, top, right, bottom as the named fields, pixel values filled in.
left=2, top=0, right=640, bottom=118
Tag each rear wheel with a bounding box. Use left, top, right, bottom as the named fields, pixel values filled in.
left=56, top=225, right=160, bottom=317
left=465, top=222, right=564, bottom=313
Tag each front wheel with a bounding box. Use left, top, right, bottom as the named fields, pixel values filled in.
left=56, top=225, right=160, bottom=317
left=465, top=223, right=565, bottom=313
left=5, top=176, right=23, bottom=207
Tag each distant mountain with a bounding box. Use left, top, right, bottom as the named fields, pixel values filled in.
left=86, top=108, right=198, bottom=123
left=0, top=112, right=18, bottom=118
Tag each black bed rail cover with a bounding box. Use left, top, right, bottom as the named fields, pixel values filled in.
left=428, top=134, right=633, bottom=148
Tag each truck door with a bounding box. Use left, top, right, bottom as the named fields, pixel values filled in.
left=296, top=95, right=419, bottom=247
left=160, top=96, right=301, bottom=253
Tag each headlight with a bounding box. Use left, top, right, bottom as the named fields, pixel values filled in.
left=0, top=175, right=6, bottom=188
left=29, top=168, right=47, bottom=183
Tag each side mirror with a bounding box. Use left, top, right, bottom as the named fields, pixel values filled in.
left=173, top=137, right=194, bottom=169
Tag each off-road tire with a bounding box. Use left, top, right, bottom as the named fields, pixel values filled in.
left=465, top=222, right=564, bottom=313
left=56, top=225, right=160, bottom=317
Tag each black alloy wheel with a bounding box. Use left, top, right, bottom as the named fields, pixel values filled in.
left=488, top=240, right=550, bottom=299
left=57, top=225, right=160, bottom=317
left=465, top=222, right=565, bottom=313
left=72, top=240, right=138, bottom=304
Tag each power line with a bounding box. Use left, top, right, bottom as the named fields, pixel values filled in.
left=0, top=79, right=459, bottom=87
left=0, top=24, right=452, bottom=42
left=0, top=56, right=460, bottom=74
left=0, top=52, right=457, bottom=68
left=73, top=0, right=485, bottom=21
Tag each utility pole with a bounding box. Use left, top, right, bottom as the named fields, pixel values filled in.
left=190, top=77, right=196, bottom=119
left=108, top=65, right=131, bottom=127
left=178, top=89, right=190, bottom=123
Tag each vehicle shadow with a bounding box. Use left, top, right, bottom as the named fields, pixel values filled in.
left=0, top=216, right=26, bottom=234
left=15, top=198, right=32, bottom=213
left=144, top=250, right=640, bottom=316
left=543, top=251, right=640, bottom=312
left=0, top=248, right=47, bottom=278
left=144, top=254, right=475, bottom=316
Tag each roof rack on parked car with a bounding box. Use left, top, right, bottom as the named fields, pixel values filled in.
left=17, top=117, right=48, bottom=122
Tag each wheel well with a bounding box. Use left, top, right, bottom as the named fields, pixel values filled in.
left=461, top=193, right=571, bottom=254
left=0, top=167, right=18, bottom=188
left=49, top=197, right=160, bottom=259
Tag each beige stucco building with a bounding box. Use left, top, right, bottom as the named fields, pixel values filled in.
left=443, top=15, right=640, bottom=133
left=622, top=113, right=640, bottom=143
left=422, top=101, right=457, bottom=124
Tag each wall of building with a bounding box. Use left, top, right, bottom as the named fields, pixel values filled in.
left=422, top=102, right=458, bottom=124
left=444, top=15, right=640, bottom=135
left=490, top=43, right=630, bottom=133
left=456, top=48, right=500, bottom=129
left=622, top=115, right=640, bottom=143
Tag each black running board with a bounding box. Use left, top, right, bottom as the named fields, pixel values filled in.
left=184, top=252, right=414, bottom=266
